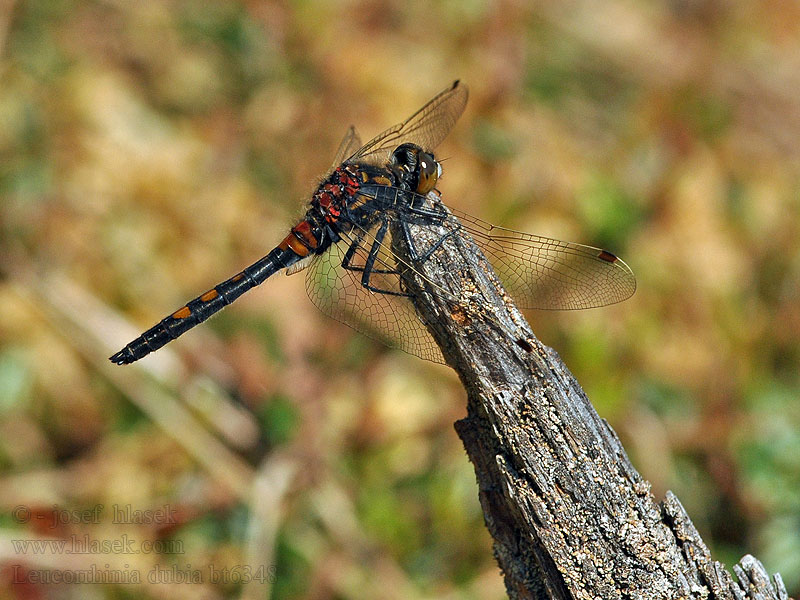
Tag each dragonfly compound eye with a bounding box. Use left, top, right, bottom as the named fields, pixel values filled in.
left=416, top=151, right=440, bottom=194
left=390, top=144, right=440, bottom=194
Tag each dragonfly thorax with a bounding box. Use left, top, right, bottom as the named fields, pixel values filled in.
left=311, top=165, right=362, bottom=225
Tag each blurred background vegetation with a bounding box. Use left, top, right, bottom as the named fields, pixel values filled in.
left=1, top=0, right=799, bottom=598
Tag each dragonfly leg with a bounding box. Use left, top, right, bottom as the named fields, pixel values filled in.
left=341, top=224, right=402, bottom=277
left=340, top=227, right=368, bottom=272
left=400, top=218, right=457, bottom=263
left=357, top=218, right=410, bottom=297
left=405, top=192, right=448, bottom=223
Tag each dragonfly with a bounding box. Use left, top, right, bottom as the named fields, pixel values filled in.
left=110, top=81, right=635, bottom=366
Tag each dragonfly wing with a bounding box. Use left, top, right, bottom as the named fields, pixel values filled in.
left=329, top=126, right=363, bottom=171
left=346, top=81, right=468, bottom=167
left=448, top=208, right=636, bottom=310
left=305, top=222, right=445, bottom=364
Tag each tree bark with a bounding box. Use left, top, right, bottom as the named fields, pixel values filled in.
left=393, top=202, right=790, bottom=600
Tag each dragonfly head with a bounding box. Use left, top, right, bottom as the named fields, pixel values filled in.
left=390, top=143, right=442, bottom=195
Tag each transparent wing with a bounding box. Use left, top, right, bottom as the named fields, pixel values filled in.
left=346, top=81, right=468, bottom=166
left=303, top=185, right=635, bottom=363
left=447, top=208, right=636, bottom=310
left=305, top=222, right=445, bottom=364
left=329, top=126, right=363, bottom=171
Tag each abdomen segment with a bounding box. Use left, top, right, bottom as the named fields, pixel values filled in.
left=109, top=246, right=298, bottom=365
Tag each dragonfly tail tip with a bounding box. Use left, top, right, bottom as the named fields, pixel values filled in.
left=109, top=349, right=133, bottom=365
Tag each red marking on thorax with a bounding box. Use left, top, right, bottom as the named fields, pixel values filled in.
left=313, top=166, right=361, bottom=224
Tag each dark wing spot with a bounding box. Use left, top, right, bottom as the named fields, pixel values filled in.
left=597, top=250, right=619, bottom=263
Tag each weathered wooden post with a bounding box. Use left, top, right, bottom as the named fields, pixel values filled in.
left=395, top=204, right=788, bottom=600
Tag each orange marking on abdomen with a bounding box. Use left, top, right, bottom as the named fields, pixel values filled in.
left=279, top=233, right=311, bottom=257
left=172, top=306, right=191, bottom=319
left=292, top=221, right=318, bottom=249
left=200, top=289, right=219, bottom=302
left=232, top=273, right=244, bottom=282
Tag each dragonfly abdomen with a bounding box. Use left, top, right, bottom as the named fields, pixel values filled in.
left=109, top=246, right=300, bottom=365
